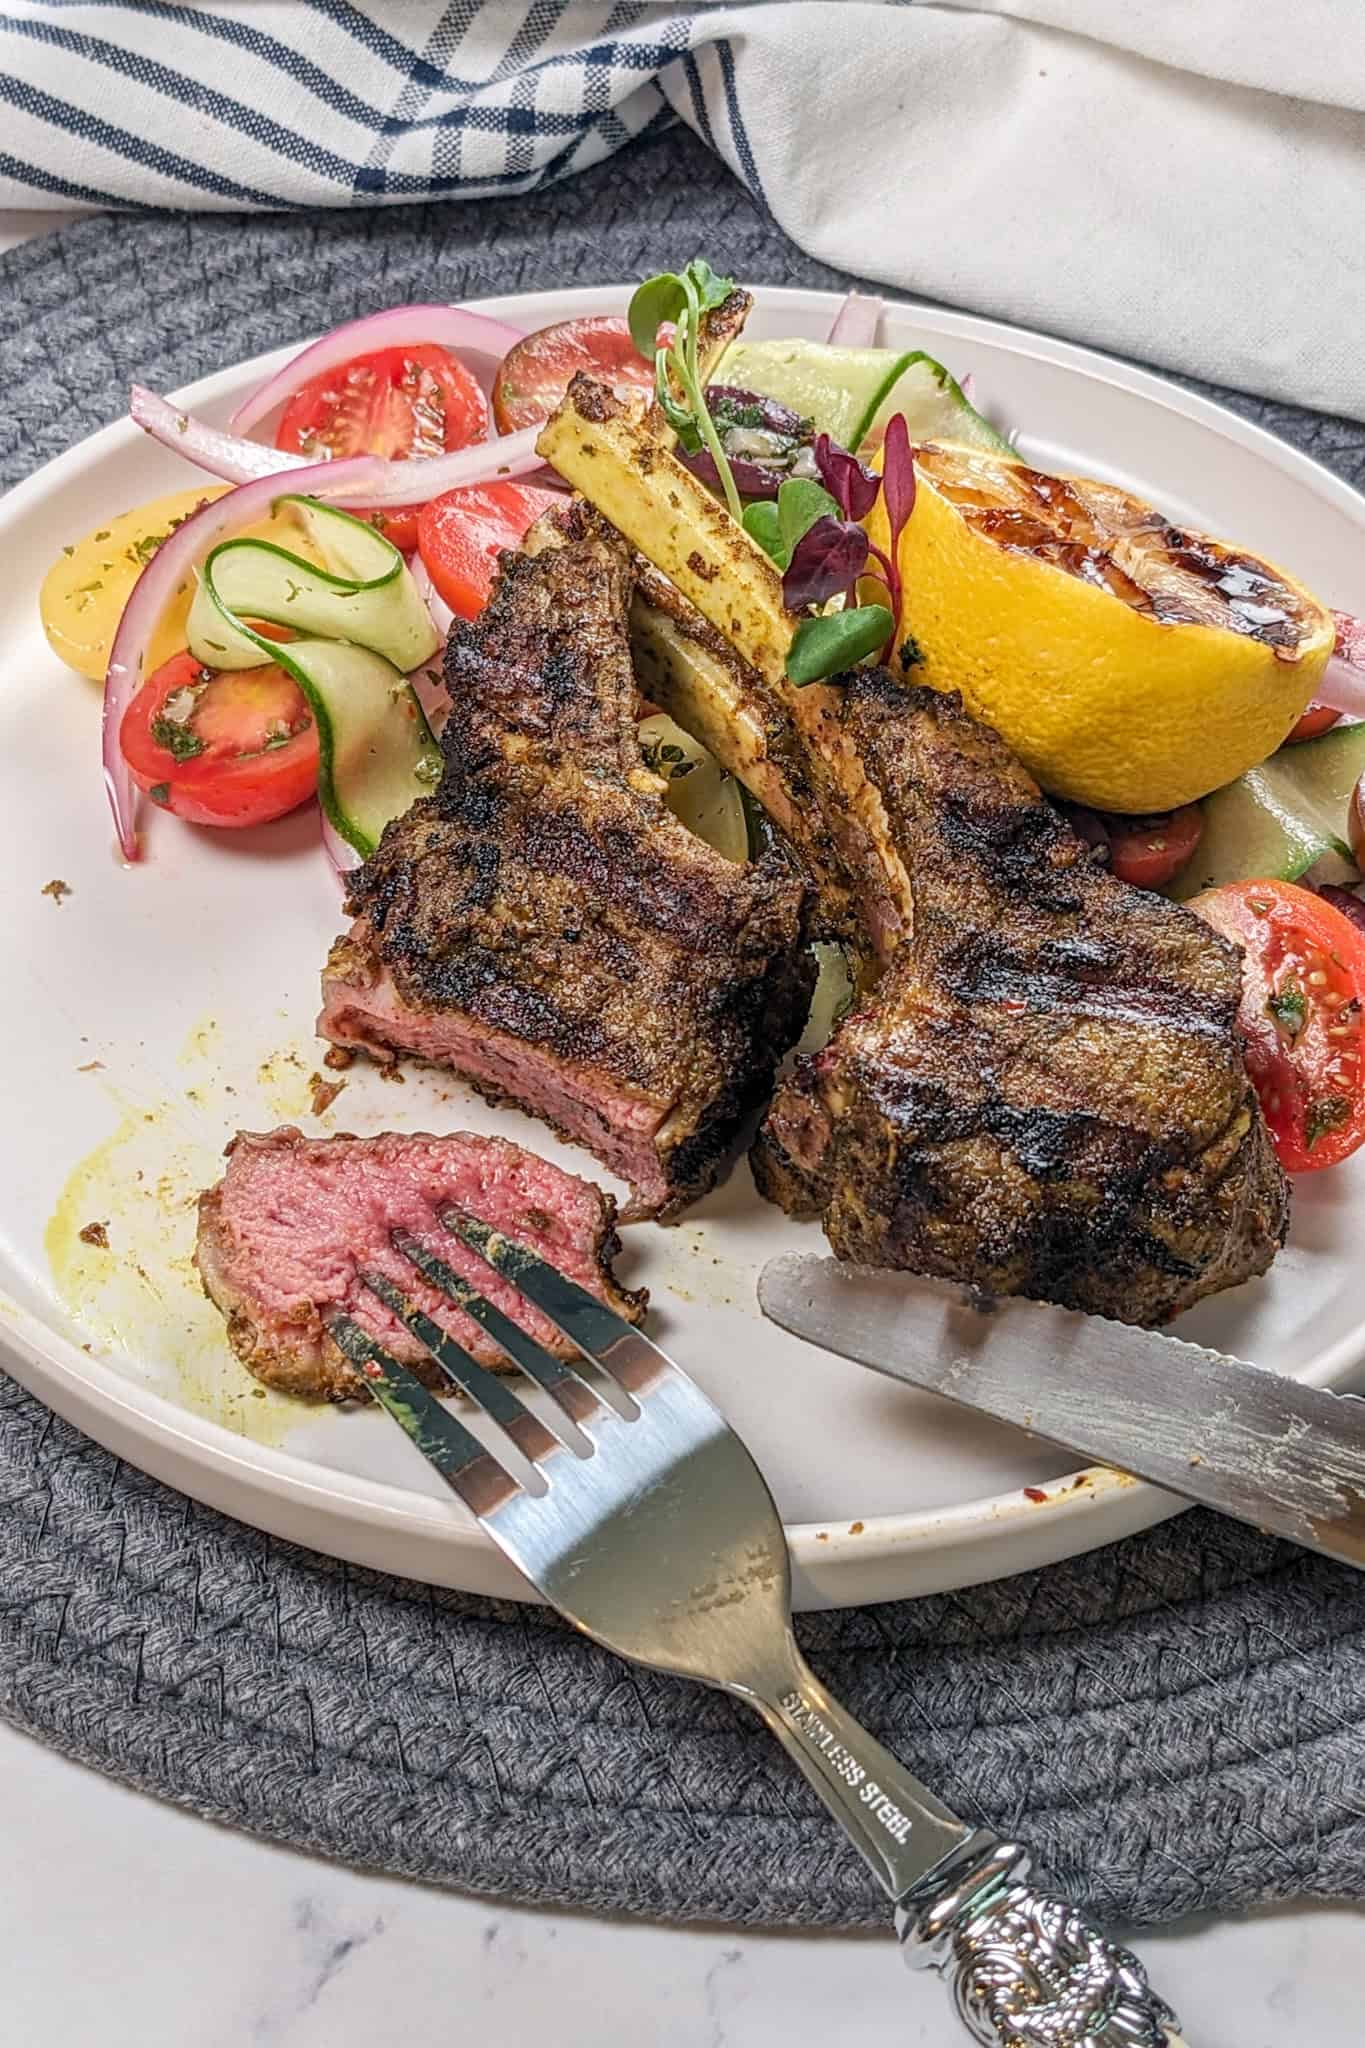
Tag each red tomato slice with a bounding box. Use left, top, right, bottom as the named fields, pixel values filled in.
left=1285, top=702, right=1342, bottom=744
left=120, top=631, right=319, bottom=828
left=275, top=343, right=490, bottom=554
left=1190, top=879, right=1365, bottom=1172
left=492, top=316, right=657, bottom=433
left=417, top=482, right=563, bottom=620
left=1101, top=804, right=1203, bottom=890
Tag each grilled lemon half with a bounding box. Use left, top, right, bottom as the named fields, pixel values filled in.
left=867, top=443, right=1335, bottom=812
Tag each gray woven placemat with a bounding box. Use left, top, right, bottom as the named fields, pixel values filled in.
left=3, top=129, right=1364, bottom=1930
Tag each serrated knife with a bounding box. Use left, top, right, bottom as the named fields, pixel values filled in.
left=759, top=1255, right=1365, bottom=1571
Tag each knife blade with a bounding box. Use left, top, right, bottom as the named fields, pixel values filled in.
left=758, top=1254, right=1365, bottom=1572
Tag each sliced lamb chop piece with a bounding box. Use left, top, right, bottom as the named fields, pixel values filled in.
left=319, top=503, right=813, bottom=1218
left=195, top=1126, right=642, bottom=1403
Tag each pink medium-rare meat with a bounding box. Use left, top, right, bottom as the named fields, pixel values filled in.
left=318, top=504, right=813, bottom=1219
left=195, top=1126, right=643, bottom=1402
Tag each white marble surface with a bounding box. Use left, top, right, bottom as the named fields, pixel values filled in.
left=3, top=201, right=1362, bottom=2044
left=1, top=1714, right=1361, bottom=2047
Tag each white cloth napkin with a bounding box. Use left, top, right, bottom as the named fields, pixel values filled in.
left=3, top=1, right=1363, bottom=419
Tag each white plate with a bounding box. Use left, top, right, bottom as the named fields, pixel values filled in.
left=3, top=284, right=1364, bottom=1611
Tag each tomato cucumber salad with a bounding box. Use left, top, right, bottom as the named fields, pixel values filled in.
left=36, top=280, right=1365, bottom=1176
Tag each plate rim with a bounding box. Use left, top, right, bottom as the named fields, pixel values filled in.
left=4, top=279, right=1363, bottom=1608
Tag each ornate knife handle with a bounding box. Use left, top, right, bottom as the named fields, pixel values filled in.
left=896, top=1837, right=1186, bottom=2047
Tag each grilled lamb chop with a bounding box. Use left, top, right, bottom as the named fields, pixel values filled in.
left=751, top=675, right=1288, bottom=1323
left=195, top=1126, right=642, bottom=1402
left=319, top=505, right=813, bottom=1218
left=537, top=381, right=1289, bottom=1322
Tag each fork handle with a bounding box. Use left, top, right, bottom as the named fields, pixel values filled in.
left=897, top=1836, right=1185, bottom=2045
left=749, top=1649, right=1183, bottom=2046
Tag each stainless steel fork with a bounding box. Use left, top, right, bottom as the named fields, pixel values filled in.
left=329, top=1215, right=1186, bottom=2048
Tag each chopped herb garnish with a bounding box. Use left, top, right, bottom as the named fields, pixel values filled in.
left=62, top=544, right=75, bottom=558
left=149, top=714, right=206, bottom=762
left=898, top=634, right=925, bottom=672
left=1267, top=983, right=1306, bottom=1038
left=641, top=737, right=698, bottom=780
left=1305, top=1094, right=1350, bottom=1148
left=148, top=782, right=172, bottom=806
left=94, top=529, right=110, bottom=541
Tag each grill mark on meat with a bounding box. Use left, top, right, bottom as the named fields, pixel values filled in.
left=752, top=677, right=1289, bottom=1325
left=938, top=930, right=1234, bottom=1036
left=320, top=505, right=812, bottom=1217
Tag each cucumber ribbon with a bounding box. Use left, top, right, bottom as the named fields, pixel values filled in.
left=186, top=496, right=442, bottom=857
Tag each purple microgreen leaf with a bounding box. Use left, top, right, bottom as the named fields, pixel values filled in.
left=880, top=413, right=917, bottom=546
left=786, top=604, right=894, bottom=685
left=878, top=412, right=918, bottom=656
left=781, top=517, right=871, bottom=612
left=813, top=433, right=880, bottom=522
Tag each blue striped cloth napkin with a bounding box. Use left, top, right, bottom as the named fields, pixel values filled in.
left=2, top=2, right=1363, bottom=421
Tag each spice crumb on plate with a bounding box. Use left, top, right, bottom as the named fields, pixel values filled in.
left=41, top=878, right=72, bottom=904
left=308, top=1072, right=345, bottom=1116
left=78, top=1220, right=110, bottom=1248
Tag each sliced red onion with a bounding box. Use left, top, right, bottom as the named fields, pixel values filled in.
left=406, top=557, right=455, bottom=735
left=1333, top=609, right=1365, bottom=664
left=104, top=455, right=382, bottom=861
left=825, top=291, right=884, bottom=347
left=679, top=445, right=789, bottom=499
left=131, top=384, right=543, bottom=506
left=322, top=809, right=364, bottom=880
left=1318, top=610, right=1365, bottom=717
left=131, top=385, right=304, bottom=484
left=959, top=372, right=978, bottom=405
left=230, top=304, right=525, bottom=436
left=409, top=547, right=455, bottom=641
left=1317, top=658, right=1365, bottom=719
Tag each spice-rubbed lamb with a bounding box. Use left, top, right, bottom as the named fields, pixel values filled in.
left=318, top=504, right=813, bottom=1218
left=195, top=1126, right=643, bottom=1403
left=535, top=383, right=1288, bottom=1322
left=751, top=675, right=1289, bottom=1324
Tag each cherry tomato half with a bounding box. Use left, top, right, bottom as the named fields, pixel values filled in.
left=492, top=316, right=657, bottom=433
left=1066, top=803, right=1204, bottom=889
left=275, top=343, right=489, bottom=554
left=1190, top=878, right=1365, bottom=1172
left=417, top=482, right=564, bottom=621
left=120, top=630, right=319, bottom=828
left=1285, top=702, right=1342, bottom=744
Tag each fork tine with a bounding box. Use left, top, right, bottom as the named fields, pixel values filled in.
left=392, top=1228, right=613, bottom=1433
left=326, top=1313, right=521, bottom=1520
left=441, top=1210, right=670, bottom=1401
left=359, top=1270, right=571, bottom=1472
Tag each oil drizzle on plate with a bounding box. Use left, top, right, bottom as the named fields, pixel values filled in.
left=44, top=1091, right=300, bottom=1450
